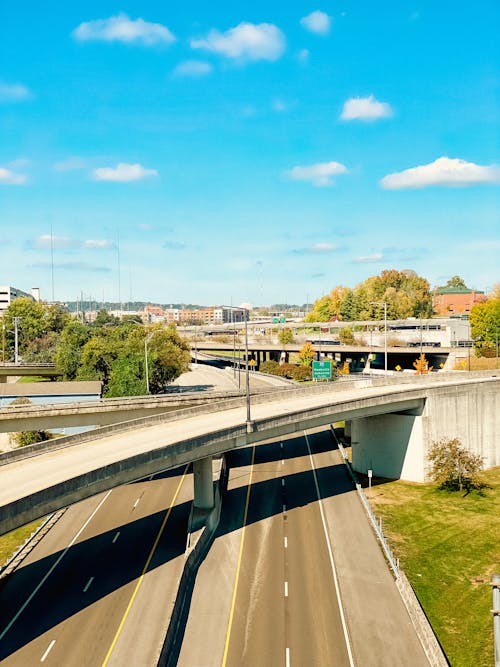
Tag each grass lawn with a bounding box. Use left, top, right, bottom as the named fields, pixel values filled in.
left=0, top=519, right=45, bottom=567
left=367, top=467, right=500, bottom=667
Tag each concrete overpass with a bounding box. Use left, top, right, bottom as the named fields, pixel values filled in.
left=193, top=341, right=451, bottom=373
left=0, top=363, right=62, bottom=382
left=0, top=375, right=498, bottom=536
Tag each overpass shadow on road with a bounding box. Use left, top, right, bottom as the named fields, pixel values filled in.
left=0, top=430, right=357, bottom=661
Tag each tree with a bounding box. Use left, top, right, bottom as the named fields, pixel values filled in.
left=54, top=321, right=90, bottom=379
left=427, top=438, right=484, bottom=492
left=298, top=341, right=315, bottom=367
left=278, top=328, right=294, bottom=345
left=3, top=298, right=48, bottom=356
left=413, top=353, right=433, bottom=374
left=445, top=275, right=468, bottom=289
left=470, top=298, right=500, bottom=357
left=106, top=352, right=146, bottom=397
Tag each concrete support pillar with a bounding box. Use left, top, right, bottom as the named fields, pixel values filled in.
left=193, top=456, right=214, bottom=510
left=344, top=420, right=352, bottom=442
left=351, top=413, right=424, bottom=482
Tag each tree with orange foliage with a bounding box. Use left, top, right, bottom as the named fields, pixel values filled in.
left=413, top=353, right=432, bottom=374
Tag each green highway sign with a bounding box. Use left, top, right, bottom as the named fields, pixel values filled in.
left=312, top=360, right=332, bottom=380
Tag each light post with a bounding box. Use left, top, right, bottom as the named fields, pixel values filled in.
left=144, top=330, right=155, bottom=394
left=370, top=302, right=387, bottom=376
left=1, top=316, right=5, bottom=364
left=244, top=308, right=253, bottom=431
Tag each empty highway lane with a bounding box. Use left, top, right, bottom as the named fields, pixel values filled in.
left=0, top=466, right=192, bottom=666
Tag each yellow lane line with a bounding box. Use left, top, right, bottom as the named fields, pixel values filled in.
left=101, top=465, right=189, bottom=667
left=221, top=446, right=256, bottom=667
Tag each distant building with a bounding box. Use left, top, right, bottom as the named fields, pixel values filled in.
left=432, top=287, right=486, bottom=316
left=0, top=286, right=37, bottom=314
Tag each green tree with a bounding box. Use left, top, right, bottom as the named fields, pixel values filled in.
left=278, top=328, right=294, bottom=345
left=470, top=298, right=500, bottom=357
left=445, top=275, right=468, bottom=289
left=106, top=352, right=146, bottom=397
left=427, top=438, right=484, bottom=492
left=3, top=298, right=47, bottom=356
left=93, top=310, right=120, bottom=327
left=298, top=341, right=315, bottom=366
left=54, top=320, right=90, bottom=379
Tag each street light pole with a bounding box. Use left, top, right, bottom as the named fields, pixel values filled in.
left=244, top=308, right=253, bottom=431
left=144, top=331, right=154, bottom=394
left=370, top=302, right=387, bottom=376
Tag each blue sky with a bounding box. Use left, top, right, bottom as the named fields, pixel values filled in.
left=1, top=1, right=499, bottom=306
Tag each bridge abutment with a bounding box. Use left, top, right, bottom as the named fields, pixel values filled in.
left=193, top=456, right=214, bottom=510
left=351, top=413, right=425, bottom=482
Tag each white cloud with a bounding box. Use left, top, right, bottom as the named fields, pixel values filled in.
left=0, top=167, right=27, bottom=185
left=300, top=11, right=331, bottom=35
left=83, top=239, right=114, bottom=248
left=54, top=156, right=87, bottom=172
left=286, top=161, right=348, bottom=187
left=93, top=163, right=158, bottom=182
left=311, top=242, right=339, bottom=253
left=380, top=157, right=500, bottom=190
left=173, top=60, right=213, bottom=77
left=353, top=253, right=384, bottom=264
left=73, top=13, right=175, bottom=45
left=340, top=95, right=393, bottom=121
left=36, top=235, right=74, bottom=249
left=0, top=82, right=31, bottom=102
left=191, top=22, right=285, bottom=62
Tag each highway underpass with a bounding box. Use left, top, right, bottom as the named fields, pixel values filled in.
left=0, top=429, right=433, bottom=666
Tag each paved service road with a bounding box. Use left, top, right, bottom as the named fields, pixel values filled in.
left=179, top=430, right=429, bottom=667
left=0, top=466, right=192, bottom=666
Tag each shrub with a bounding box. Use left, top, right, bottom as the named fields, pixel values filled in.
left=291, top=365, right=312, bottom=382
left=259, top=360, right=280, bottom=375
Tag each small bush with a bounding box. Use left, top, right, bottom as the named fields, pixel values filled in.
left=259, top=360, right=280, bottom=375
left=276, top=363, right=296, bottom=378
left=291, top=365, right=312, bottom=382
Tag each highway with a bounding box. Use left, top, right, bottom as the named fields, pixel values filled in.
left=178, top=430, right=429, bottom=666
left=0, top=465, right=192, bottom=666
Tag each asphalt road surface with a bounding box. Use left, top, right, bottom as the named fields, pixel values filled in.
left=178, top=430, right=429, bottom=667
left=0, top=466, right=192, bottom=666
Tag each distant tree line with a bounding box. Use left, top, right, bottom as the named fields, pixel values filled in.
left=1, top=299, right=190, bottom=396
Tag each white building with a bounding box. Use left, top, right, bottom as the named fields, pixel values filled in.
left=0, top=286, right=37, bottom=314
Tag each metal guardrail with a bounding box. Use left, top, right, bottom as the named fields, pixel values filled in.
left=332, top=427, right=400, bottom=577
